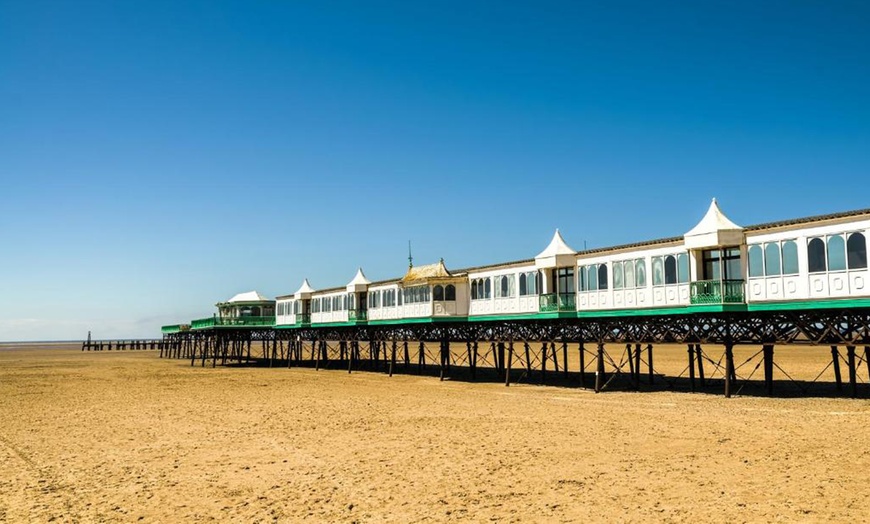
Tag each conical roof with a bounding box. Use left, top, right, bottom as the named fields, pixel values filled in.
left=535, top=229, right=577, bottom=269
left=346, top=268, right=372, bottom=292
left=294, top=278, right=315, bottom=299
left=684, top=198, right=744, bottom=248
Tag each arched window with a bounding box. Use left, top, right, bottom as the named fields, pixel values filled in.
left=500, top=275, right=509, bottom=297
left=484, top=278, right=491, bottom=299
left=782, top=241, right=798, bottom=275
left=424, top=286, right=430, bottom=301
left=587, top=265, right=598, bottom=291
left=827, top=234, right=846, bottom=271
left=764, top=243, right=781, bottom=276
left=636, top=259, right=646, bottom=287
left=677, top=253, right=689, bottom=283
left=652, top=257, right=664, bottom=286
left=445, top=284, right=456, bottom=301
left=808, top=238, right=826, bottom=273
left=613, top=262, right=624, bottom=290
left=519, top=273, right=527, bottom=295
left=597, top=264, right=608, bottom=290
left=748, top=245, right=763, bottom=277
left=471, top=280, right=478, bottom=300
left=664, top=255, right=677, bottom=285
left=434, top=285, right=444, bottom=301
left=624, top=260, right=636, bottom=288
left=847, top=232, right=867, bottom=270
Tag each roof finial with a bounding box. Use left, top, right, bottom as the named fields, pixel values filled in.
left=408, top=240, right=413, bottom=269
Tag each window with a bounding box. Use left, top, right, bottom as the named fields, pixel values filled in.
left=597, top=264, right=608, bottom=290
left=764, top=243, right=781, bottom=276
left=445, top=284, right=456, bottom=301
left=748, top=245, right=764, bottom=278
left=434, top=285, right=444, bottom=301
left=808, top=238, right=826, bottom=273
left=702, top=248, right=741, bottom=280
left=782, top=241, right=799, bottom=275
left=677, top=253, right=689, bottom=283
left=848, top=232, right=867, bottom=270
left=664, top=256, right=677, bottom=285
left=495, top=274, right=515, bottom=298
left=613, top=262, right=624, bottom=290
left=471, top=278, right=492, bottom=300
left=624, top=260, right=636, bottom=288
left=636, top=259, right=646, bottom=287
left=517, top=271, right=539, bottom=296
left=652, top=257, right=664, bottom=286
left=828, top=234, right=846, bottom=271
left=403, top=285, right=429, bottom=304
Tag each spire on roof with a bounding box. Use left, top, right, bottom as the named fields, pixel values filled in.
left=535, top=229, right=577, bottom=269
left=294, top=278, right=315, bottom=299
left=684, top=198, right=744, bottom=248
left=347, top=268, right=372, bottom=292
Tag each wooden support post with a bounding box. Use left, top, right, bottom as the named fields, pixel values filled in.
left=390, top=340, right=397, bottom=377
left=724, top=343, right=734, bottom=398
left=627, top=344, right=636, bottom=388
left=246, top=339, right=251, bottom=362
left=540, top=342, right=548, bottom=384
left=550, top=342, right=559, bottom=373
left=763, top=344, right=774, bottom=395
left=594, top=343, right=605, bottom=393
left=403, top=339, right=410, bottom=370
left=497, top=342, right=505, bottom=375
left=647, top=344, right=654, bottom=385
left=578, top=342, right=586, bottom=388
left=696, top=344, right=705, bottom=388
left=471, top=341, right=478, bottom=380
left=846, top=345, right=857, bottom=399
left=315, top=339, right=321, bottom=371
left=505, top=340, right=514, bottom=387
left=348, top=338, right=354, bottom=374
left=688, top=344, right=696, bottom=393
left=466, top=341, right=473, bottom=378
left=831, top=345, right=842, bottom=392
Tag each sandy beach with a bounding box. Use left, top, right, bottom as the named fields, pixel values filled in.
left=1, top=344, right=868, bottom=522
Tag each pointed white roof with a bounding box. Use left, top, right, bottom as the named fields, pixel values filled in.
left=535, top=229, right=577, bottom=269
left=294, top=278, right=315, bottom=299
left=684, top=198, right=744, bottom=249
left=226, top=291, right=272, bottom=303
left=346, top=268, right=372, bottom=292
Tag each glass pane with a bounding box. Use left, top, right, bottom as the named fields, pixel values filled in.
left=748, top=245, right=763, bottom=277
left=827, top=235, right=846, bottom=271
left=588, top=265, right=598, bottom=291
left=636, top=259, right=646, bottom=287
left=808, top=238, right=826, bottom=273
left=847, top=232, right=867, bottom=270
left=519, top=274, right=527, bottom=295
left=664, top=256, right=677, bottom=285
left=434, top=285, right=444, bottom=301
left=677, top=253, right=689, bottom=283
left=624, top=260, right=635, bottom=288
left=446, top=285, right=456, bottom=301
left=764, top=243, right=781, bottom=276
left=613, top=261, right=624, bottom=289
left=652, top=257, right=664, bottom=286
left=484, top=278, right=491, bottom=298
left=597, top=264, right=608, bottom=290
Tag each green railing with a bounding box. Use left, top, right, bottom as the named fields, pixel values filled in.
left=690, top=279, right=745, bottom=304
left=191, top=316, right=275, bottom=329
left=348, top=309, right=367, bottom=322
left=539, top=293, right=576, bottom=312
left=295, top=313, right=311, bottom=326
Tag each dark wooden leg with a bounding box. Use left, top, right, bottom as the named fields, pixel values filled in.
left=696, top=344, right=705, bottom=388
left=594, top=343, right=605, bottom=393
left=724, top=344, right=734, bottom=398
left=505, top=340, right=514, bottom=387
left=831, top=345, right=842, bottom=392
left=579, top=342, right=586, bottom=388
left=847, top=345, right=857, bottom=398
left=763, top=344, right=774, bottom=395
left=688, top=344, right=696, bottom=393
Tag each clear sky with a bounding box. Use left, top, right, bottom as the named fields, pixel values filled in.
left=1, top=1, right=868, bottom=341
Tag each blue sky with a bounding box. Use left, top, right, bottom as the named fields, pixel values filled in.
left=1, top=1, right=868, bottom=340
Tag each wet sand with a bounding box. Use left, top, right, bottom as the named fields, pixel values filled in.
left=1, top=344, right=868, bottom=522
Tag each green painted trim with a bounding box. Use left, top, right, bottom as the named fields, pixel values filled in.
left=368, top=316, right=469, bottom=326
left=747, top=298, right=870, bottom=312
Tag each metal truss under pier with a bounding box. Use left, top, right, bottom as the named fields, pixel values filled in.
left=160, top=309, right=870, bottom=398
